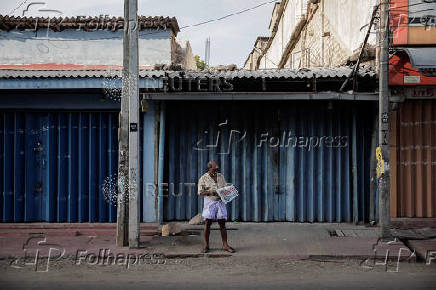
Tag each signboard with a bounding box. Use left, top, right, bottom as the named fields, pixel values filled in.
left=391, top=0, right=436, bottom=46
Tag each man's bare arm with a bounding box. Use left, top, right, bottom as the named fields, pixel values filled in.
left=199, top=189, right=217, bottom=196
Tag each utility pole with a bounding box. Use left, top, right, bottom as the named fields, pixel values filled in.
left=117, top=0, right=140, bottom=248
left=378, top=0, right=391, bottom=239
left=127, top=0, right=140, bottom=248
left=116, top=0, right=130, bottom=247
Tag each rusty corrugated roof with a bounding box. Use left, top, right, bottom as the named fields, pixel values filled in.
left=0, top=15, right=179, bottom=33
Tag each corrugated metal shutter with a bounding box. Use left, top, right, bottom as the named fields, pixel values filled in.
left=163, top=101, right=373, bottom=222
left=391, top=100, right=436, bottom=218
left=0, top=111, right=119, bottom=222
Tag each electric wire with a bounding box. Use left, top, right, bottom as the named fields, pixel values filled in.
left=3, top=0, right=280, bottom=41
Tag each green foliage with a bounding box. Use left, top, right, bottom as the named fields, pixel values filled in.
left=195, top=55, right=206, bottom=70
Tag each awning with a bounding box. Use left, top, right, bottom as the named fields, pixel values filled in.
left=401, top=48, right=436, bottom=69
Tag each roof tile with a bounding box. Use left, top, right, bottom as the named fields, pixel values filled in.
left=0, top=15, right=179, bottom=33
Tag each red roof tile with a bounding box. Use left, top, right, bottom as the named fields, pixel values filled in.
left=0, top=15, right=179, bottom=34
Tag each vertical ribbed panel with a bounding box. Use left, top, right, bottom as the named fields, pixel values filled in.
left=391, top=100, right=436, bottom=218
left=0, top=111, right=119, bottom=222
left=163, top=101, right=374, bottom=222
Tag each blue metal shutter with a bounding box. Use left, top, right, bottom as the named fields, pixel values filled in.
left=163, top=101, right=373, bottom=223
left=1, top=112, right=118, bottom=222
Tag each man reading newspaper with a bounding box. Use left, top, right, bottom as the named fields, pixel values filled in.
left=198, top=161, right=236, bottom=253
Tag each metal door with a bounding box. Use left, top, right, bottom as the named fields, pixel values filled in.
left=163, top=101, right=374, bottom=222
left=1, top=111, right=119, bottom=222
left=390, top=100, right=436, bottom=218
left=25, top=113, right=47, bottom=221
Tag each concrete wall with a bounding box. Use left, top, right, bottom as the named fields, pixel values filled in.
left=176, top=40, right=197, bottom=70
left=287, top=1, right=349, bottom=69
left=259, top=0, right=309, bottom=69
left=244, top=38, right=268, bottom=70
left=288, top=0, right=376, bottom=68
left=323, top=0, right=377, bottom=55
left=0, top=29, right=172, bottom=66
left=258, top=0, right=376, bottom=69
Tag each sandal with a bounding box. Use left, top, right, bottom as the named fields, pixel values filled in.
left=201, top=246, right=210, bottom=253
left=222, top=246, right=235, bottom=253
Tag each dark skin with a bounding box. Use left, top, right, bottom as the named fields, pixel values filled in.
left=199, top=161, right=235, bottom=253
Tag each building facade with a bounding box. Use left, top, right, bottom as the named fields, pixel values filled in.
left=389, top=0, right=436, bottom=219
left=243, top=37, right=269, bottom=70
left=0, top=66, right=379, bottom=224
left=246, top=0, right=377, bottom=70
left=0, top=15, right=177, bottom=223
left=0, top=15, right=195, bottom=70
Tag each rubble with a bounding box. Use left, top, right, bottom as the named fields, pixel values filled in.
left=188, top=214, right=204, bottom=225
left=161, top=222, right=182, bottom=236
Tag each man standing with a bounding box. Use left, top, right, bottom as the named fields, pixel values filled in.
left=198, top=161, right=235, bottom=253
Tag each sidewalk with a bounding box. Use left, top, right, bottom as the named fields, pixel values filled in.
left=151, top=222, right=413, bottom=260
left=391, top=218, right=436, bottom=262
left=0, top=222, right=417, bottom=261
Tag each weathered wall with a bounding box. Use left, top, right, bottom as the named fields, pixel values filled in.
left=323, top=0, right=377, bottom=55
left=243, top=54, right=253, bottom=70
left=286, top=2, right=349, bottom=68
left=244, top=39, right=268, bottom=70
left=0, top=29, right=172, bottom=66
left=259, top=0, right=309, bottom=69
left=180, top=41, right=197, bottom=70
left=258, top=0, right=376, bottom=69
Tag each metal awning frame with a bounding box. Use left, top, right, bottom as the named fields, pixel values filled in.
left=142, top=92, right=379, bottom=101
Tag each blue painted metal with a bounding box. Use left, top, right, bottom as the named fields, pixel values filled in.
left=0, top=111, right=119, bottom=222
left=158, top=102, right=166, bottom=224
left=352, top=108, right=358, bottom=223
left=163, top=101, right=375, bottom=222
left=142, top=100, right=157, bottom=222
left=3, top=113, right=14, bottom=221
left=0, top=93, right=121, bottom=110
left=0, top=78, right=162, bottom=90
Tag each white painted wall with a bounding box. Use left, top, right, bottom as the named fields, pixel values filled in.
left=257, top=0, right=376, bottom=69
left=258, top=0, right=309, bottom=69
left=323, top=0, right=377, bottom=55
left=0, top=29, right=172, bottom=65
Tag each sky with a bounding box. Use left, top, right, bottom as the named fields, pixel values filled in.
left=1, top=0, right=275, bottom=67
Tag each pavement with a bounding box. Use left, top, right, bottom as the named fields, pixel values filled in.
left=0, top=222, right=423, bottom=261
left=391, top=218, right=436, bottom=262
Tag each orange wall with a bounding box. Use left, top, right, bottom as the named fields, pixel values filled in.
left=390, top=0, right=436, bottom=46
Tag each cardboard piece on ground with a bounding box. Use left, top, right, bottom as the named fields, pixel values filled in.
left=189, top=213, right=204, bottom=225
left=162, top=222, right=182, bottom=236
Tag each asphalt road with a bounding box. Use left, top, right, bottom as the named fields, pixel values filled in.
left=1, top=256, right=435, bottom=289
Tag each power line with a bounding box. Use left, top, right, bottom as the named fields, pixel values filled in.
left=4, top=0, right=280, bottom=41
left=388, top=1, right=428, bottom=10
left=180, top=0, right=278, bottom=29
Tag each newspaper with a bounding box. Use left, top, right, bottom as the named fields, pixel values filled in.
left=216, top=185, right=239, bottom=204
